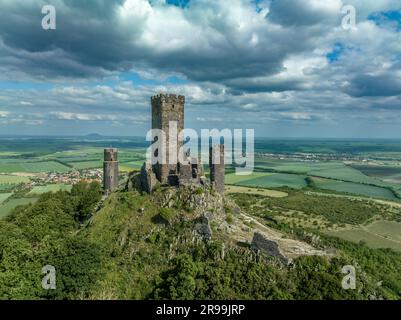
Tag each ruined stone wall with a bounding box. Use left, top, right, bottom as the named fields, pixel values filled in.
left=178, top=161, right=193, bottom=185
left=151, top=94, right=185, bottom=183
left=103, top=148, right=119, bottom=195
left=209, top=144, right=225, bottom=194
left=140, top=163, right=158, bottom=193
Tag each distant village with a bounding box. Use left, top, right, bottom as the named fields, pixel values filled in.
left=9, top=169, right=103, bottom=193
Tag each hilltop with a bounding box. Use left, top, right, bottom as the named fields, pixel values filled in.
left=1, top=180, right=400, bottom=300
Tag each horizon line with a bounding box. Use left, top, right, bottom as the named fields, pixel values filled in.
left=1, top=134, right=401, bottom=140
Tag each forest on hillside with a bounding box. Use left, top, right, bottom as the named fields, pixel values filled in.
left=0, top=182, right=400, bottom=300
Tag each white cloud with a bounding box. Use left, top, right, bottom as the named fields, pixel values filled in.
left=0, top=111, right=10, bottom=118
left=0, top=0, right=400, bottom=136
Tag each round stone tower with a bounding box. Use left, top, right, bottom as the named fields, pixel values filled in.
left=103, top=148, right=119, bottom=195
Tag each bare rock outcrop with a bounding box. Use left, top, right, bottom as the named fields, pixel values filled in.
left=251, top=232, right=290, bottom=265
left=194, top=213, right=213, bottom=241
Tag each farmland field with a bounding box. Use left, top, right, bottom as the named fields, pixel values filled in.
left=350, top=164, right=401, bottom=184
left=313, top=177, right=397, bottom=200
left=255, top=158, right=386, bottom=186
left=255, top=159, right=341, bottom=173
left=119, top=160, right=144, bottom=170
left=0, top=197, right=38, bottom=219
left=327, top=221, right=401, bottom=252
left=0, top=174, right=30, bottom=184
left=0, top=184, right=16, bottom=192
left=226, top=172, right=307, bottom=189
left=0, top=161, right=71, bottom=173
left=68, top=160, right=103, bottom=170
left=28, top=184, right=72, bottom=195
left=0, top=193, right=12, bottom=204
left=349, top=164, right=401, bottom=177
left=365, top=221, right=401, bottom=243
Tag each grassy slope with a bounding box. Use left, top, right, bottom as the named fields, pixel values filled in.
left=81, top=189, right=401, bottom=300
left=327, top=221, right=401, bottom=252
left=28, top=184, right=72, bottom=195
left=0, top=198, right=38, bottom=219
left=83, top=192, right=168, bottom=299
left=0, top=193, right=12, bottom=204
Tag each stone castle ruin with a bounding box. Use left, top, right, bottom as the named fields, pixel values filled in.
left=139, top=93, right=224, bottom=193
left=209, top=144, right=225, bottom=194
left=102, top=95, right=327, bottom=264
left=103, top=93, right=225, bottom=195
left=103, top=148, right=119, bottom=195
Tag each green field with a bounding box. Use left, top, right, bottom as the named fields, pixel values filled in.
left=255, top=159, right=341, bottom=173
left=366, top=221, right=401, bottom=242
left=313, top=177, right=397, bottom=200
left=0, top=184, right=16, bottom=192
left=0, top=152, right=23, bottom=157
left=225, top=172, right=272, bottom=184
left=0, top=161, right=71, bottom=173
left=28, top=184, right=72, bottom=195
left=68, top=160, right=102, bottom=170
left=0, top=193, right=12, bottom=204
left=120, top=160, right=144, bottom=170
left=255, top=158, right=386, bottom=185
left=0, top=174, right=30, bottom=184
left=350, top=164, right=401, bottom=184
left=327, top=221, right=401, bottom=252
left=226, top=172, right=307, bottom=189
left=0, top=197, right=38, bottom=218
left=350, top=164, right=401, bottom=177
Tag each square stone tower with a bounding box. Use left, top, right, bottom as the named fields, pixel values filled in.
left=151, top=94, right=185, bottom=184
left=103, top=148, right=119, bottom=195
left=209, top=144, right=225, bottom=194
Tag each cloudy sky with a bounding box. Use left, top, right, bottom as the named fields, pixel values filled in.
left=0, top=0, right=400, bottom=138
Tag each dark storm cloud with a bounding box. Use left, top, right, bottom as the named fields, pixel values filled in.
left=1, top=0, right=401, bottom=137
left=346, top=74, right=401, bottom=97
left=0, top=0, right=336, bottom=86
left=268, top=0, right=341, bottom=27
left=0, top=0, right=138, bottom=79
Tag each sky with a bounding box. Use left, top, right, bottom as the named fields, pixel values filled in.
left=0, top=0, right=400, bottom=138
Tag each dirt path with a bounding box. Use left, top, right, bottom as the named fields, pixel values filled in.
left=225, top=185, right=288, bottom=198
left=227, top=209, right=327, bottom=260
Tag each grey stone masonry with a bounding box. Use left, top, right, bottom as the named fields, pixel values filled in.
left=103, top=148, right=119, bottom=195
left=140, top=162, right=158, bottom=194
left=151, top=94, right=185, bottom=184
left=138, top=93, right=205, bottom=192
left=209, top=144, right=225, bottom=194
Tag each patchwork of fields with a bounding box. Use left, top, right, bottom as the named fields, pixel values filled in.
left=0, top=143, right=147, bottom=219
left=0, top=146, right=146, bottom=174
left=226, top=172, right=308, bottom=189
left=1, top=137, right=401, bottom=253
left=255, top=158, right=392, bottom=186
left=0, top=161, right=71, bottom=173
left=312, top=177, right=397, bottom=201
left=245, top=156, right=401, bottom=201
left=0, top=175, right=30, bottom=184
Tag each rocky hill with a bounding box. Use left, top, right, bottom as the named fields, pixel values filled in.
left=2, top=180, right=400, bottom=299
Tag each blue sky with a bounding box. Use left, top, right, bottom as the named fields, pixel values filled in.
left=0, top=0, right=401, bottom=138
